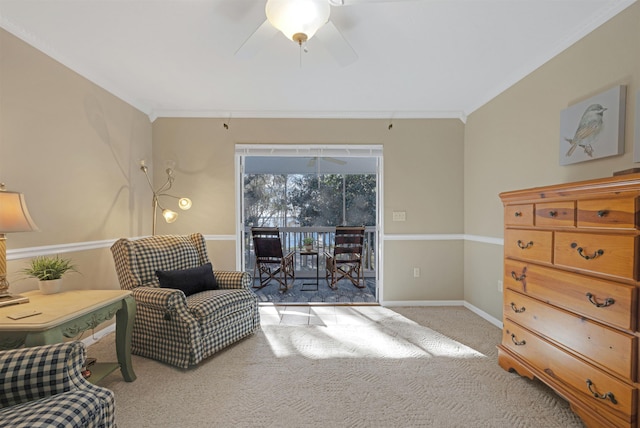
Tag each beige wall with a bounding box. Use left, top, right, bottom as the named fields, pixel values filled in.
left=1, top=29, right=153, bottom=294
left=464, top=3, right=640, bottom=320
left=152, top=118, right=465, bottom=301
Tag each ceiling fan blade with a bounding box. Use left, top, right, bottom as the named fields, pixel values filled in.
left=325, top=157, right=347, bottom=165
left=235, top=19, right=279, bottom=59
left=314, top=20, right=358, bottom=67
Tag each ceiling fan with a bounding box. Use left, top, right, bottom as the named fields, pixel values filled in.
left=234, top=0, right=412, bottom=66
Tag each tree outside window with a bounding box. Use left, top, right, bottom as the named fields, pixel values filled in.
left=244, top=173, right=376, bottom=227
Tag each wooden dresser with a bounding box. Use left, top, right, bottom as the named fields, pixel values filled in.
left=499, top=174, right=640, bottom=427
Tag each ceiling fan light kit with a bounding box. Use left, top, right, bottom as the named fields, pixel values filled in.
left=266, top=0, right=330, bottom=44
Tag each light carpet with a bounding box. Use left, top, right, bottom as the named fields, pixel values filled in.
left=88, top=306, right=584, bottom=427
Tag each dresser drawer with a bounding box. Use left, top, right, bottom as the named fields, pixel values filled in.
left=535, top=201, right=575, bottom=227
left=578, top=197, right=638, bottom=230
left=504, top=260, right=637, bottom=331
left=504, top=289, right=636, bottom=380
left=502, top=319, right=636, bottom=421
left=554, top=232, right=637, bottom=280
left=504, top=229, right=553, bottom=264
left=505, top=204, right=534, bottom=227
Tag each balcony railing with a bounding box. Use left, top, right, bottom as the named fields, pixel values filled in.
left=244, top=226, right=376, bottom=278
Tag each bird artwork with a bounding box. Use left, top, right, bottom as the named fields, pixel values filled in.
left=565, top=103, right=607, bottom=158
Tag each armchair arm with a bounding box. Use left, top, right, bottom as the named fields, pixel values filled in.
left=214, top=270, right=251, bottom=290
left=0, top=341, right=88, bottom=408
left=131, top=286, right=186, bottom=309
left=131, top=286, right=190, bottom=321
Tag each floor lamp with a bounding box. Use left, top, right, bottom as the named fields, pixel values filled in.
left=0, top=184, right=39, bottom=307
left=141, top=164, right=192, bottom=235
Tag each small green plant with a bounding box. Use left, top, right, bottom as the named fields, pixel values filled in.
left=302, top=237, right=314, bottom=246
left=21, top=256, right=78, bottom=281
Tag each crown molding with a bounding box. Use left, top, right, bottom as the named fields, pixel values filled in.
left=149, top=109, right=467, bottom=122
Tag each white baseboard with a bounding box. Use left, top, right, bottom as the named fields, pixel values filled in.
left=463, top=301, right=502, bottom=328
left=382, top=299, right=502, bottom=329
left=382, top=300, right=465, bottom=307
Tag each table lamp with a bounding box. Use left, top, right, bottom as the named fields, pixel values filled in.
left=0, top=184, right=39, bottom=307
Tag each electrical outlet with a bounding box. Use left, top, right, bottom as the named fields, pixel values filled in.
left=497, top=280, right=503, bottom=292
left=413, top=267, right=420, bottom=278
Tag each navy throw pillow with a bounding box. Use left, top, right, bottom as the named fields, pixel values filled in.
left=156, top=262, right=218, bottom=296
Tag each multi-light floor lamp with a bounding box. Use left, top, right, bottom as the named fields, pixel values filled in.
left=140, top=163, right=192, bottom=235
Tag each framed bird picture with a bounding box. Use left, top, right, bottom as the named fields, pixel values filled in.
left=559, top=85, right=626, bottom=165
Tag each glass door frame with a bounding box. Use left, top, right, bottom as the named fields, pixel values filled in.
left=234, top=144, right=384, bottom=302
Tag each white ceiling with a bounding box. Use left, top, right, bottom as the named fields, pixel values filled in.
left=0, top=0, right=635, bottom=122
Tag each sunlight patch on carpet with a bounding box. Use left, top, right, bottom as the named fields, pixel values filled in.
left=262, top=315, right=486, bottom=360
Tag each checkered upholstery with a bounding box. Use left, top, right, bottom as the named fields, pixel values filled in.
left=111, top=233, right=260, bottom=368
left=0, top=341, right=115, bottom=428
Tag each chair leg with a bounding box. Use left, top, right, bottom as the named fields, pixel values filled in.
left=325, top=258, right=338, bottom=290
left=327, top=271, right=336, bottom=290
left=349, top=264, right=365, bottom=289
left=254, top=263, right=290, bottom=290
left=332, top=263, right=365, bottom=289
left=253, top=265, right=269, bottom=289
left=278, top=274, right=287, bottom=292
left=259, top=267, right=273, bottom=289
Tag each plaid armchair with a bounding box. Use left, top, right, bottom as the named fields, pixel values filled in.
left=110, top=233, right=260, bottom=368
left=0, top=341, right=115, bottom=428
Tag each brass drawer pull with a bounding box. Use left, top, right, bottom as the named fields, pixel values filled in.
left=514, top=212, right=522, bottom=217
left=549, top=211, right=557, bottom=217
left=586, top=379, right=618, bottom=404
left=597, top=210, right=608, bottom=218
left=517, top=240, right=533, bottom=249
left=586, top=292, right=615, bottom=308
left=511, top=271, right=526, bottom=282
left=510, top=302, right=525, bottom=313
left=510, top=333, right=526, bottom=346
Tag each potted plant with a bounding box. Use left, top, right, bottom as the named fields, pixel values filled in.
left=21, top=255, right=78, bottom=295
left=302, top=237, right=314, bottom=251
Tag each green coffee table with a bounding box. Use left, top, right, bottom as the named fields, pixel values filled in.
left=0, top=289, right=136, bottom=383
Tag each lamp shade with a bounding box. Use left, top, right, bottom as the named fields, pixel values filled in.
left=178, top=198, right=192, bottom=210
left=0, top=189, right=39, bottom=233
left=162, top=209, right=178, bottom=223
left=266, top=0, right=330, bottom=43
